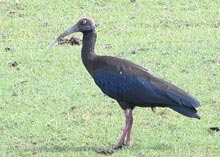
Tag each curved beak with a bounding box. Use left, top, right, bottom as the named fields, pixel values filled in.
left=46, top=24, right=79, bottom=53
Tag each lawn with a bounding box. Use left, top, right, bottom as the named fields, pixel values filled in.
left=0, top=0, right=220, bottom=156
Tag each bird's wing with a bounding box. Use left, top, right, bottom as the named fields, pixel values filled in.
left=93, top=56, right=200, bottom=109
left=93, top=70, right=163, bottom=104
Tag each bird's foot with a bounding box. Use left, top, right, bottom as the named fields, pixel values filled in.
left=96, top=145, right=122, bottom=155
left=112, top=144, right=122, bottom=150
left=113, top=143, right=131, bottom=150
left=123, top=143, right=132, bottom=148
left=96, top=143, right=131, bottom=155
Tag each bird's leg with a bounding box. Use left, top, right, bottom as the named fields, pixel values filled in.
left=114, top=108, right=133, bottom=149
left=125, top=109, right=133, bottom=146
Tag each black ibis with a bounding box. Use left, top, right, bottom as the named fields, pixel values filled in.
left=47, top=17, right=200, bottom=150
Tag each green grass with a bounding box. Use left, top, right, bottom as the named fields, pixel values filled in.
left=1, top=0, right=220, bottom=156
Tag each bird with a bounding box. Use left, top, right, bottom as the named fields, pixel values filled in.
left=46, top=17, right=201, bottom=150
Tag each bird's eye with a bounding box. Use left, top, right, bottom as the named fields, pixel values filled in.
left=82, top=19, right=87, bottom=25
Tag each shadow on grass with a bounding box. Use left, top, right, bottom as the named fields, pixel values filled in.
left=26, top=145, right=98, bottom=153
left=25, top=142, right=173, bottom=155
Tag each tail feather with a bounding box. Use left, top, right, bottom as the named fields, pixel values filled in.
left=166, top=91, right=200, bottom=108
left=164, top=87, right=201, bottom=119
left=168, top=105, right=201, bottom=119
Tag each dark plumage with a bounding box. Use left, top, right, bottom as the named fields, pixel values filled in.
left=47, top=17, right=201, bottom=150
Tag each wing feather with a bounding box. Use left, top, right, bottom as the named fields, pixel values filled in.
left=92, top=56, right=200, bottom=119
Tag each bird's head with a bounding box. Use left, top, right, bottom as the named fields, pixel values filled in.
left=46, top=17, right=96, bottom=53
left=76, top=17, right=96, bottom=32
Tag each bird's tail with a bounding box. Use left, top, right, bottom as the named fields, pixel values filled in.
left=168, top=105, right=201, bottom=119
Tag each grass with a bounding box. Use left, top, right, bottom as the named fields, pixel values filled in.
left=1, top=0, right=220, bottom=156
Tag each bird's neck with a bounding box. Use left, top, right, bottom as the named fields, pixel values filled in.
left=81, top=31, right=97, bottom=75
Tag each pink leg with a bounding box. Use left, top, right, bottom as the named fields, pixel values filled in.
left=125, top=109, right=133, bottom=145
left=114, top=108, right=133, bottom=149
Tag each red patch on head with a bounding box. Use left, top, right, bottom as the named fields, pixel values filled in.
left=86, top=17, right=96, bottom=27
